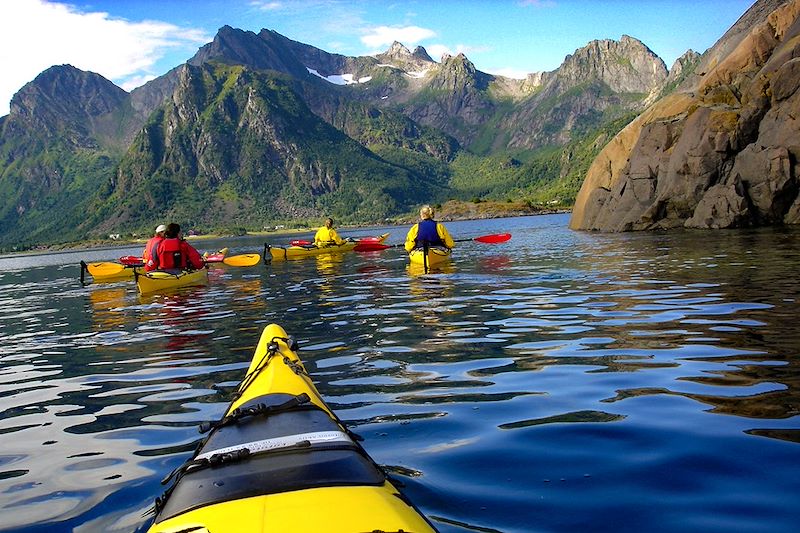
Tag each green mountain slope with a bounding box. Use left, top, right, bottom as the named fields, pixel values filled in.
left=88, top=63, right=448, bottom=236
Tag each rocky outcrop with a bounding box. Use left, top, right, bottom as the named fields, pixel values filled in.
left=570, top=0, right=800, bottom=231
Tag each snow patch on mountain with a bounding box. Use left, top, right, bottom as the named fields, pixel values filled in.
left=306, top=68, right=371, bottom=85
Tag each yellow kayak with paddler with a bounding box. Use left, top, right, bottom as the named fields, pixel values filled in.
left=265, top=233, right=390, bottom=261
left=144, top=323, right=436, bottom=533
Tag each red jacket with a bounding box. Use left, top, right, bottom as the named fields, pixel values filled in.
left=143, top=236, right=163, bottom=267
left=147, top=238, right=205, bottom=271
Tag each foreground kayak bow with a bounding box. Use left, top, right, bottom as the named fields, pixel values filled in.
left=145, top=324, right=436, bottom=533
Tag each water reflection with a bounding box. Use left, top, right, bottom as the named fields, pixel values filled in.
left=0, top=216, right=799, bottom=532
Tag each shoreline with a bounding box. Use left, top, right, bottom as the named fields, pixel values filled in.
left=0, top=210, right=571, bottom=259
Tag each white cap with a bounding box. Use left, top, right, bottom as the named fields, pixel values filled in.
left=155, top=224, right=167, bottom=233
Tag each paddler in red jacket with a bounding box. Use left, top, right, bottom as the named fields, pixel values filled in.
left=142, top=224, right=166, bottom=268
left=146, top=223, right=205, bottom=272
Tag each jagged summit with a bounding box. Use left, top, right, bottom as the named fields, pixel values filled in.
left=8, top=64, right=129, bottom=149
left=557, top=35, right=667, bottom=94
left=412, top=46, right=433, bottom=62
left=385, top=41, right=412, bottom=58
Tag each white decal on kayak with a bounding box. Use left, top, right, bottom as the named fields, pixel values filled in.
left=196, top=430, right=352, bottom=461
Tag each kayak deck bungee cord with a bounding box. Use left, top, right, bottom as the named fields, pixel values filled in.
left=145, top=323, right=437, bottom=533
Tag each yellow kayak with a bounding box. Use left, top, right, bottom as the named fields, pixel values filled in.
left=408, top=246, right=452, bottom=269
left=145, top=324, right=436, bottom=533
left=135, top=269, right=209, bottom=295
left=266, top=233, right=389, bottom=261
left=80, top=260, right=137, bottom=283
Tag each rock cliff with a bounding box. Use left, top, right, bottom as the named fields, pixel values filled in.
left=570, top=0, right=800, bottom=231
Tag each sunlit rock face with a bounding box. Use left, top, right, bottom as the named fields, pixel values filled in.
left=570, top=0, right=800, bottom=231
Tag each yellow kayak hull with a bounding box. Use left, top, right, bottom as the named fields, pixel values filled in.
left=89, top=267, right=135, bottom=282
left=408, top=246, right=452, bottom=268
left=146, top=324, right=435, bottom=533
left=267, top=233, right=389, bottom=261
left=135, top=269, right=208, bottom=295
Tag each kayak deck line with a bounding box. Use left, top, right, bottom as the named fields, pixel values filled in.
left=195, top=430, right=353, bottom=461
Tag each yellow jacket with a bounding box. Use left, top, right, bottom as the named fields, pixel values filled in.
left=314, top=226, right=345, bottom=247
left=404, top=221, right=455, bottom=252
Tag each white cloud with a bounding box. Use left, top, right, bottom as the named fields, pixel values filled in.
left=484, top=67, right=531, bottom=80
left=249, top=1, right=283, bottom=10
left=426, top=44, right=454, bottom=62
left=361, top=25, right=436, bottom=49
left=426, top=43, right=489, bottom=62
left=0, top=0, right=210, bottom=115
left=519, top=0, right=557, bottom=7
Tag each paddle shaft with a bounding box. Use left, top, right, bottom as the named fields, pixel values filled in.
left=354, top=232, right=510, bottom=252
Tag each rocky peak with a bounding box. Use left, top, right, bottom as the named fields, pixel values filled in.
left=385, top=41, right=412, bottom=58
left=375, top=42, right=434, bottom=72
left=8, top=64, right=128, bottom=147
left=412, top=46, right=434, bottom=62
left=189, top=26, right=307, bottom=78
left=664, top=49, right=702, bottom=88
left=431, top=52, right=492, bottom=92
left=10, top=64, right=126, bottom=119
left=557, top=35, right=668, bottom=93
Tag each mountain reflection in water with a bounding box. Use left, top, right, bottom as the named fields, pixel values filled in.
left=0, top=214, right=798, bottom=532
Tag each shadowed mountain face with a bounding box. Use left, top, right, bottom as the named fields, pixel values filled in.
left=571, top=0, right=800, bottom=231
left=0, top=21, right=683, bottom=246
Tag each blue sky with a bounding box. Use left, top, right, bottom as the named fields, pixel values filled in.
left=0, top=0, right=756, bottom=116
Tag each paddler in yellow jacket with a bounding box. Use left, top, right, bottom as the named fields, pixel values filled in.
left=314, top=217, right=346, bottom=247
left=404, top=205, right=455, bottom=252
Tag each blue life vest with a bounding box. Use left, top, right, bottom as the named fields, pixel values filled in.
left=415, top=219, right=444, bottom=248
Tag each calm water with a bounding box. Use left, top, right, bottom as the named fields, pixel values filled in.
left=0, top=213, right=799, bottom=532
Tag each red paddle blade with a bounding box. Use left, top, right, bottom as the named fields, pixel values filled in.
left=119, top=255, right=143, bottom=265
left=354, top=242, right=391, bottom=252
left=474, top=233, right=511, bottom=244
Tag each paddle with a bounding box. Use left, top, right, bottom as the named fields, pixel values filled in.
left=221, top=254, right=261, bottom=267
left=353, top=232, right=511, bottom=252
left=119, top=255, right=143, bottom=266
left=85, top=261, right=129, bottom=277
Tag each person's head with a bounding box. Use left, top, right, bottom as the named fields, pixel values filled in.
left=325, top=217, right=334, bottom=228
left=420, top=205, right=434, bottom=220
left=155, top=224, right=167, bottom=236
left=165, top=223, right=181, bottom=239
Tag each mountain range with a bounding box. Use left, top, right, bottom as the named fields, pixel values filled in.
left=0, top=22, right=694, bottom=248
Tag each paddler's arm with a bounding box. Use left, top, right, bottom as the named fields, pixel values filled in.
left=330, top=228, right=345, bottom=245
left=438, top=223, right=455, bottom=249
left=404, top=224, right=419, bottom=252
